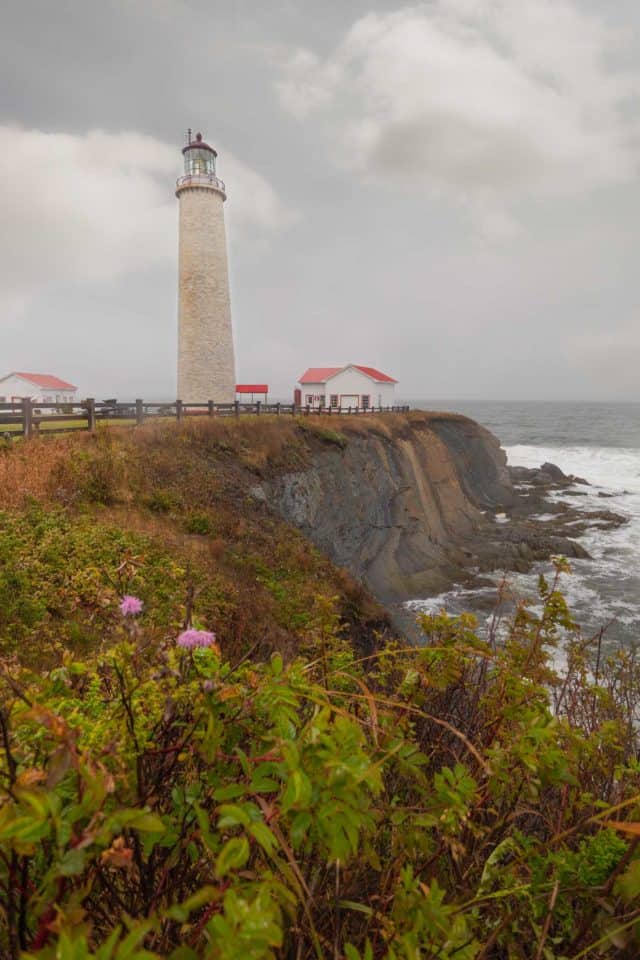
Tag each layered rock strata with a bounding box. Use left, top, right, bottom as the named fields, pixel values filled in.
left=263, top=414, right=625, bottom=603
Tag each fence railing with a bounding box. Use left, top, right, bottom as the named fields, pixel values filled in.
left=0, top=398, right=411, bottom=439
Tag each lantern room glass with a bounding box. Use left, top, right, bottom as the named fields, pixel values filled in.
left=184, top=148, right=216, bottom=177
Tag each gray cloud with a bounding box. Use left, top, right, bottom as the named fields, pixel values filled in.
left=1, top=0, right=640, bottom=401
left=277, top=1, right=639, bottom=234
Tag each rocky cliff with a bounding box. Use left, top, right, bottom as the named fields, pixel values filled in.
left=263, top=412, right=598, bottom=603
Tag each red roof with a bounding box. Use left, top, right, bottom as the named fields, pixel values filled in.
left=353, top=365, right=398, bottom=383
left=298, top=367, right=342, bottom=384
left=11, top=372, right=77, bottom=390
left=299, top=365, right=397, bottom=385
left=236, top=384, right=268, bottom=394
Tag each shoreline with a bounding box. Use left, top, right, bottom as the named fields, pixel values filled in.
left=394, top=459, right=630, bottom=640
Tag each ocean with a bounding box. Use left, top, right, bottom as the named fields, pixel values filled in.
left=408, top=401, right=640, bottom=651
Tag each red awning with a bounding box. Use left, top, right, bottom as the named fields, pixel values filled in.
left=236, top=384, right=268, bottom=394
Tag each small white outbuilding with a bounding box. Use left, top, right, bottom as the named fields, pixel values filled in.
left=298, top=364, right=398, bottom=410
left=0, top=372, right=78, bottom=406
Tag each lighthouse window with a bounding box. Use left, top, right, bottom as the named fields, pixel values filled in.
left=186, top=148, right=215, bottom=177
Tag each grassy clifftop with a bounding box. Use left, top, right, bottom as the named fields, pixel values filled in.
left=0, top=416, right=417, bottom=666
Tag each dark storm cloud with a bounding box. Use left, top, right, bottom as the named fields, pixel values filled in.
left=2, top=0, right=640, bottom=400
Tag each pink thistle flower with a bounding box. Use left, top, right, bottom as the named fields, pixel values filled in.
left=119, top=595, right=143, bottom=616
left=177, top=629, right=217, bottom=651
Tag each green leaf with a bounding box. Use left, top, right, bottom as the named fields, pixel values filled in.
left=217, top=804, right=251, bottom=829
left=282, top=769, right=312, bottom=812
left=339, top=899, right=374, bottom=916
left=250, top=776, right=279, bottom=794
left=290, top=811, right=312, bottom=848
left=213, top=783, right=247, bottom=801
left=164, top=886, right=217, bottom=922
left=215, top=836, right=250, bottom=878
left=59, top=847, right=87, bottom=877
left=113, top=919, right=157, bottom=958
left=615, top=859, right=640, bottom=903
left=248, top=821, right=277, bottom=855
left=127, top=811, right=166, bottom=834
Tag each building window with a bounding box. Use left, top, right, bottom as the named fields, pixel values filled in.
left=318, top=396, right=325, bottom=408
left=330, top=394, right=338, bottom=408
left=0, top=397, right=5, bottom=403
left=306, top=394, right=314, bottom=405
left=361, top=395, right=370, bottom=409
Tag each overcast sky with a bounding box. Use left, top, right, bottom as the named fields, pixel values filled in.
left=2, top=0, right=639, bottom=401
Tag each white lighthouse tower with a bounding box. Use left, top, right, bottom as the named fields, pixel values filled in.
left=176, top=131, right=236, bottom=403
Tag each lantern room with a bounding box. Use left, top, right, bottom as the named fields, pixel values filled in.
left=182, top=130, right=217, bottom=177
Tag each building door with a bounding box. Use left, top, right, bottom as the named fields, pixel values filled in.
left=339, top=394, right=359, bottom=409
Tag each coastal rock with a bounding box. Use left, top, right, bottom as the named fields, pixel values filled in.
left=509, top=462, right=589, bottom=489
left=264, top=413, right=597, bottom=603
left=541, top=461, right=568, bottom=481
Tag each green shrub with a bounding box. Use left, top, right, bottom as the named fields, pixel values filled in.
left=48, top=432, right=125, bottom=505
left=184, top=512, right=214, bottom=535
left=1, top=561, right=640, bottom=957
left=299, top=421, right=348, bottom=449
left=144, top=489, right=181, bottom=514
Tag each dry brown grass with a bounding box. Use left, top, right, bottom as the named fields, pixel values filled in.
left=0, top=410, right=470, bottom=513
left=0, top=433, right=89, bottom=507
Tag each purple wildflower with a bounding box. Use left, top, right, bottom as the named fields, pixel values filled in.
left=119, top=595, right=143, bottom=617
left=177, top=629, right=217, bottom=651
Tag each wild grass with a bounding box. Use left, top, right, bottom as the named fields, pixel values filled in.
left=0, top=420, right=391, bottom=668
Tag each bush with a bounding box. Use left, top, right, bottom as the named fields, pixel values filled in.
left=144, top=489, right=181, bottom=514
left=1, top=562, right=640, bottom=957
left=299, top=421, right=348, bottom=449
left=185, top=512, right=214, bottom=535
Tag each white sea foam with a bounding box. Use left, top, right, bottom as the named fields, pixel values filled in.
left=407, top=444, right=640, bottom=650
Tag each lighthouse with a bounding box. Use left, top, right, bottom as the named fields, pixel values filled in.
left=176, top=131, right=236, bottom=403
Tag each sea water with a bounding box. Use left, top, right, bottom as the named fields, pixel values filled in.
left=406, top=402, right=640, bottom=651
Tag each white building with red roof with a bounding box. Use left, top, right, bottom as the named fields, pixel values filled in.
left=297, top=364, right=398, bottom=410
left=0, top=372, right=78, bottom=406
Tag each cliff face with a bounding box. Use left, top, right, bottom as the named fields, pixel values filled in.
left=264, top=414, right=515, bottom=602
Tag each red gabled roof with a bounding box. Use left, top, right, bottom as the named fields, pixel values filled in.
left=298, top=365, right=397, bottom=385
left=11, top=372, right=77, bottom=390
left=299, top=367, right=342, bottom=384
left=352, top=365, right=398, bottom=384
left=236, top=384, right=268, bottom=394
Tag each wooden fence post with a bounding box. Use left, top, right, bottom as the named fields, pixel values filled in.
left=176, top=399, right=183, bottom=422
left=234, top=401, right=240, bottom=418
left=256, top=401, right=261, bottom=415
left=208, top=400, right=214, bottom=417
left=86, top=398, right=96, bottom=432
left=276, top=402, right=281, bottom=416
left=22, top=397, right=33, bottom=439
left=135, top=399, right=144, bottom=426
left=305, top=404, right=310, bottom=417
